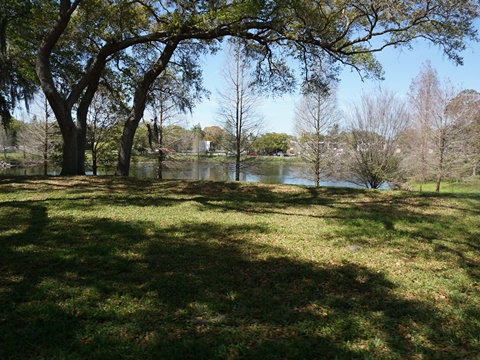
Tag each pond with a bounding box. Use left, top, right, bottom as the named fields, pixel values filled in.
left=1, top=161, right=382, bottom=189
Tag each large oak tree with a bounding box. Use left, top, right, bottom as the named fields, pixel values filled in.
left=33, top=0, right=479, bottom=175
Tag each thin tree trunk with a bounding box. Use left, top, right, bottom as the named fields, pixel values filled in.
left=435, top=156, right=443, bottom=192
left=435, top=174, right=441, bottom=192
left=43, top=138, right=48, bottom=176
left=76, top=104, right=91, bottom=173
left=157, top=151, right=163, bottom=180
left=43, top=98, right=49, bottom=176
left=76, top=76, right=101, bottom=175
left=75, top=124, right=86, bottom=175
left=436, top=135, right=445, bottom=193
left=235, top=149, right=241, bottom=181
left=92, top=143, right=97, bottom=175
left=315, top=134, right=320, bottom=187
left=235, top=127, right=241, bottom=181
left=315, top=94, right=321, bottom=187
left=157, top=123, right=164, bottom=179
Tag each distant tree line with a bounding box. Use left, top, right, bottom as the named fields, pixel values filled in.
left=7, top=58, right=479, bottom=193
left=294, top=62, right=480, bottom=191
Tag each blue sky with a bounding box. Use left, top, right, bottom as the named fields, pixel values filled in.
left=189, top=36, right=480, bottom=135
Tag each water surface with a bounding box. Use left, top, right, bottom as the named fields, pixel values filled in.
left=1, top=161, right=374, bottom=188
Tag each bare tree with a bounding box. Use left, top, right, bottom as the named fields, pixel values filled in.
left=216, top=40, right=264, bottom=181
left=345, top=89, right=410, bottom=189
left=146, top=81, right=186, bottom=178
left=18, top=94, right=59, bottom=175
left=86, top=86, right=122, bottom=175
left=408, top=62, right=465, bottom=192
left=446, top=89, right=480, bottom=177
left=294, top=83, right=341, bottom=186
left=145, top=67, right=202, bottom=178
left=405, top=63, right=439, bottom=189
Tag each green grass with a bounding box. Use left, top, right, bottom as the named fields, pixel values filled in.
left=408, top=176, right=480, bottom=193
left=1, top=176, right=479, bottom=359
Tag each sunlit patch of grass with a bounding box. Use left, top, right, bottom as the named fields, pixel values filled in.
left=1, top=176, right=479, bottom=359
left=409, top=176, right=480, bottom=193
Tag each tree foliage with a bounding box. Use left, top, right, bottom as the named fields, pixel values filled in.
left=27, top=0, right=480, bottom=175
left=162, top=124, right=193, bottom=153
left=0, top=0, right=39, bottom=129
left=253, top=132, right=290, bottom=155
left=203, top=125, right=225, bottom=151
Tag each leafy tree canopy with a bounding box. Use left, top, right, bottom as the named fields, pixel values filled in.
left=0, top=0, right=41, bottom=129
left=253, top=132, right=290, bottom=154
left=31, top=0, right=480, bottom=175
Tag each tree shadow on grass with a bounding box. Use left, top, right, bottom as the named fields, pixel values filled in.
left=323, top=192, right=480, bottom=282
left=178, top=183, right=480, bottom=286
left=0, top=200, right=475, bottom=359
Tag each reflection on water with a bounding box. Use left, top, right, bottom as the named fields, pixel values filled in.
left=134, top=162, right=369, bottom=187
left=1, top=161, right=376, bottom=188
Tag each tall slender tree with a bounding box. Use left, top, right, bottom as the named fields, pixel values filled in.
left=86, top=86, right=124, bottom=175
left=446, top=89, right=480, bottom=177
left=408, top=62, right=465, bottom=192
left=295, top=79, right=340, bottom=187
left=217, top=40, right=264, bottom=181
left=406, top=63, right=440, bottom=190
left=18, top=94, right=60, bottom=175
left=145, top=70, right=198, bottom=178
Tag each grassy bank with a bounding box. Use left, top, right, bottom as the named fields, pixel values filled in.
left=408, top=177, right=480, bottom=193
left=133, top=153, right=304, bottom=163
left=1, top=177, right=479, bottom=359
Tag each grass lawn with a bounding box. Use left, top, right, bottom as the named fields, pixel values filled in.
left=1, top=176, right=479, bottom=359
left=408, top=177, right=480, bottom=193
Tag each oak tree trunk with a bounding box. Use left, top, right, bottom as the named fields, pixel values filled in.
left=116, top=117, right=138, bottom=176
left=60, top=118, right=78, bottom=176
left=115, top=41, right=178, bottom=176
